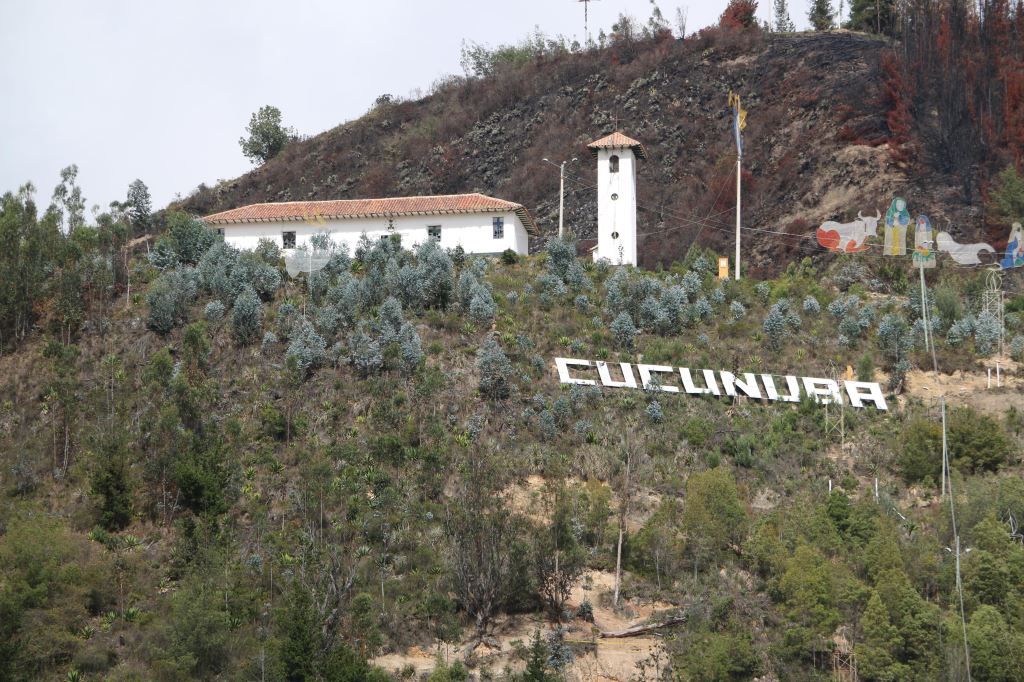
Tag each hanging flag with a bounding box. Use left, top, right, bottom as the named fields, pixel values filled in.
left=728, top=91, right=747, bottom=157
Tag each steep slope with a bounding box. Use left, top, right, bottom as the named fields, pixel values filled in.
left=178, top=29, right=952, bottom=274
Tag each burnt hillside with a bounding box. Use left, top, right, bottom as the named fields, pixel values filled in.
left=179, top=29, right=970, bottom=274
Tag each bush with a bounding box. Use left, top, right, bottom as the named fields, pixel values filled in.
left=349, top=326, right=383, bottom=377
left=501, top=248, right=519, bottom=265
left=762, top=304, right=788, bottom=350
left=147, top=268, right=198, bottom=335
left=398, top=322, right=424, bottom=375
left=477, top=336, right=513, bottom=400
left=610, top=311, right=637, bottom=349
left=468, top=284, right=497, bottom=326
left=1011, top=335, right=1024, bottom=361
left=974, top=311, right=1000, bottom=356
left=286, top=318, right=327, bottom=379
left=203, top=300, right=225, bottom=323
left=948, top=407, right=1013, bottom=473
left=231, top=285, right=263, bottom=346
left=165, top=212, right=216, bottom=265
left=730, top=300, right=746, bottom=320
left=898, top=418, right=943, bottom=483
left=646, top=400, right=664, bottom=423
left=803, top=295, right=821, bottom=314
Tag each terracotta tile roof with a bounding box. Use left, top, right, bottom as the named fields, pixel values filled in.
left=203, top=193, right=537, bottom=235
left=587, top=131, right=648, bottom=159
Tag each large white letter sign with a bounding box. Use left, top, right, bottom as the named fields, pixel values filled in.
left=761, top=374, right=801, bottom=403
left=802, top=377, right=842, bottom=405
left=637, top=364, right=680, bottom=393
left=554, top=358, right=889, bottom=411
left=555, top=358, right=596, bottom=385
left=720, top=371, right=762, bottom=399
left=596, top=361, right=638, bottom=388
left=680, top=368, right=721, bottom=396
left=844, top=381, right=888, bottom=410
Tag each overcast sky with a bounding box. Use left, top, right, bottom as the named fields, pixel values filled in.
left=0, top=0, right=824, bottom=213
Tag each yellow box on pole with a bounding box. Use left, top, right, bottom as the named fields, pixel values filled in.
left=718, top=256, right=729, bottom=280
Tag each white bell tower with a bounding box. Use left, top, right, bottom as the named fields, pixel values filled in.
left=588, top=131, right=646, bottom=266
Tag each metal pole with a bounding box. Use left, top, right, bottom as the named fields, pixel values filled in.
left=920, top=260, right=939, bottom=373
left=941, top=397, right=948, bottom=499
left=558, top=161, right=566, bottom=240
left=956, top=535, right=972, bottom=681
left=734, top=153, right=742, bottom=280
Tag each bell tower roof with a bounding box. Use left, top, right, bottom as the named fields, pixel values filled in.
left=587, top=131, right=648, bottom=160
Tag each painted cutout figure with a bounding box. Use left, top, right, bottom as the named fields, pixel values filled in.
left=884, top=197, right=911, bottom=256
left=815, top=210, right=880, bottom=253
left=1002, top=222, right=1024, bottom=269
left=935, top=230, right=995, bottom=265
left=912, top=215, right=936, bottom=268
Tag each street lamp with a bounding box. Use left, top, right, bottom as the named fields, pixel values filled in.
left=543, top=157, right=577, bottom=239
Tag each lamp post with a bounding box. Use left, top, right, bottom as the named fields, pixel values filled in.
left=544, top=157, right=577, bottom=239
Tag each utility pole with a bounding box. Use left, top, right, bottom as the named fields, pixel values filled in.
left=728, top=92, right=747, bottom=280
left=543, top=157, right=577, bottom=239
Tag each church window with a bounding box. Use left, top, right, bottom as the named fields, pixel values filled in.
left=611, top=193, right=619, bottom=201
left=492, top=217, right=504, bottom=239
left=215, top=228, right=224, bottom=237
left=428, top=225, right=441, bottom=242
left=609, top=155, right=619, bottom=173
left=611, top=231, right=620, bottom=239
left=282, top=231, right=296, bottom=249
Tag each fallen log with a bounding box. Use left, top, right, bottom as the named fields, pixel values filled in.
left=599, top=615, right=687, bottom=638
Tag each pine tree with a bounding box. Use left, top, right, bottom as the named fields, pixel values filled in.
left=857, top=591, right=903, bottom=681
left=773, top=0, right=796, bottom=32
left=808, top=0, right=834, bottom=30
left=125, top=179, right=152, bottom=232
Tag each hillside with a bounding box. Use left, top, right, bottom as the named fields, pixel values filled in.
left=177, top=29, right=937, bottom=275
left=1, top=196, right=1024, bottom=679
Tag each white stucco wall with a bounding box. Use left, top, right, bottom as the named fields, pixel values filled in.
left=214, top=211, right=529, bottom=255
left=592, top=148, right=638, bottom=266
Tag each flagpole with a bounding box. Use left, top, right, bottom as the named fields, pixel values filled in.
left=735, top=149, right=742, bottom=280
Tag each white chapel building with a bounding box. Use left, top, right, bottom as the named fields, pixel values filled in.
left=204, top=193, right=537, bottom=255
left=588, top=131, right=646, bottom=267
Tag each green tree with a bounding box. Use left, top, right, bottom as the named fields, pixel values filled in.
left=773, top=0, right=796, bottom=31
left=857, top=591, right=905, bottom=681
left=948, top=406, right=1013, bottom=473
left=680, top=468, right=747, bottom=574
left=125, top=179, right=152, bottom=232
left=50, top=164, right=85, bottom=234
left=808, top=0, right=834, bottom=30
left=90, top=434, right=133, bottom=531
left=239, top=105, right=293, bottom=164
left=275, top=585, right=319, bottom=682
left=988, top=165, right=1024, bottom=225
left=898, top=418, right=943, bottom=483
left=967, top=605, right=1022, bottom=682
left=848, top=0, right=898, bottom=35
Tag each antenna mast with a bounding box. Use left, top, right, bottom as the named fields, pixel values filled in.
left=578, top=0, right=599, bottom=41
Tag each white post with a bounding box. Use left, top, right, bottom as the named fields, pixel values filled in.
left=988, top=368, right=992, bottom=388
left=828, top=478, right=833, bottom=493
left=558, top=161, right=566, bottom=240
left=734, top=153, right=742, bottom=280
left=874, top=477, right=879, bottom=502
left=997, top=363, right=1001, bottom=387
